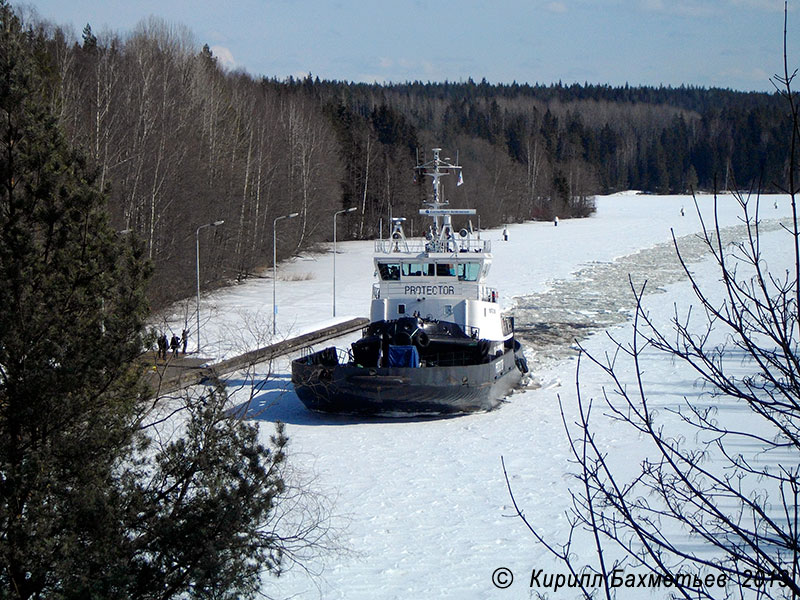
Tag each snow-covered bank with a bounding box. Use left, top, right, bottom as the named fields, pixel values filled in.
left=173, top=192, right=796, bottom=598
left=163, top=192, right=790, bottom=362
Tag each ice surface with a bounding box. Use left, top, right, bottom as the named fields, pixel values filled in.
left=159, top=192, right=797, bottom=599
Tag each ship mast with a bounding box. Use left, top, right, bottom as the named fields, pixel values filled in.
left=415, top=148, right=473, bottom=250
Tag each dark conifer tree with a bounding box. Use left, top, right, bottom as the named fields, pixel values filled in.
left=81, top=22, right=97, bottom=51
left=0, top=2, right=151, bottom=595
left=0, top=3, right=330, bottom=598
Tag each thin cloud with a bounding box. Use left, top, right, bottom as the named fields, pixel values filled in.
left=545, top=2, right=568, bottom=13
left=370, top=57, right=440, bottom=82
left=718, top=65, right=771, bottom=84
left=640, top=0, right=717, bottom=17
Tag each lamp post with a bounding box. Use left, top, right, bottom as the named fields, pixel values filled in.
left=273, top=212, right=299, bottom=336
left=196, top=220, right=224, bottom=354
left=333, top=207, right=357, bottom=317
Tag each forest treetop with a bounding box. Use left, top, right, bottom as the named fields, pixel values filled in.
left=22, top=6, right=794, bottom=307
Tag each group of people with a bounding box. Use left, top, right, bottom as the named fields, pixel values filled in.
left=156, top=329, right=188, bottom=359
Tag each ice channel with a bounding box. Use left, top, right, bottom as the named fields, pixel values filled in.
left=512, top=218, right=787, bottom=372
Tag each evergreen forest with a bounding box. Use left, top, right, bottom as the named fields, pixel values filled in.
left=20, top=8, right=793, bottom=307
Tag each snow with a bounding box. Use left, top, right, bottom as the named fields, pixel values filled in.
left=161, top=191, right=796, bottom=598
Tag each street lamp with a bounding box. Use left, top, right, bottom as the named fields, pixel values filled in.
left=273, top=212, right=299, bottom=336
left=333, top=207, right=357, bottom=317
left=196, top=220, right=224, bottom=354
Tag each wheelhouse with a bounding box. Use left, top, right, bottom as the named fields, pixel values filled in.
left=376, top=259, right=485, bottom=282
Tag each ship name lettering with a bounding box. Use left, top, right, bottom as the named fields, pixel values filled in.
left=404, top=285, right=456, bottom=296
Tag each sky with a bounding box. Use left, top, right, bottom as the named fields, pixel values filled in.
left=18, top=0, right=800, bottom=92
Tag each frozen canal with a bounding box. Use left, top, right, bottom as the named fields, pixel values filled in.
left=513, top=217, right=787, bottom=371
left=158, top=192, right=795, bottom=599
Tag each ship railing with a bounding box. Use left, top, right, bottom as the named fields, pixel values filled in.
left=336, top=347, right=353, bottom=364
left=481, top=286, right=499, bottom=303
left=298, top=345, right=351, bottom=366
left=375, top=239, right=423, bottom=254
left=374, top=238, right=490, bottom=254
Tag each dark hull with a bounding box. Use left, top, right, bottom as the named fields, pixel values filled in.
left=291, top=344, right=526, bottom=416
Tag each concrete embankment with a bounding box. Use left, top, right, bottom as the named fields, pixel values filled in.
left=144, top=317, right=368, bottom=396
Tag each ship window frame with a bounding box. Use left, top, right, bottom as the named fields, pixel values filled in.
left=436, top=263, right=455, bottom=277
left=457, top=262, right=481, bottom=281
left=401, top=263, right=435, bottom=277
left=378, top=262, right=401, bottom=280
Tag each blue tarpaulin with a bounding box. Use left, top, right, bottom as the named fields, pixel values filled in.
left=387, top=345, right=419, bottom=368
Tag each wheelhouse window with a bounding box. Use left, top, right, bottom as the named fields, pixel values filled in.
left=436, top=263, right=455, bottom=277
left=378, top=262, right=400, bottom=280
left=457, top=262, right=481, bottom=281
left=401, top=263, right=435, bottom=277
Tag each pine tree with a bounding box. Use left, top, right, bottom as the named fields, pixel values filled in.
left=1, top=2, right=150, bottom=595
left=81, top=23, right=97, bottom=51
left=0, top=3, right=331, bottom=598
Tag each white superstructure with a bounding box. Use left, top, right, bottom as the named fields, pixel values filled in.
left=369, top=149, right=510, bottom=343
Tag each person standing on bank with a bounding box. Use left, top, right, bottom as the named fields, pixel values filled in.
left=181, top=329, right=188, bottom=354
left=170, top=334, right=180, bottom=357
left=157, top=333, right=168, bottom=360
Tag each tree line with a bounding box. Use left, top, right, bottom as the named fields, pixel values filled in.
left=24, top=7, right=793, bottom=307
